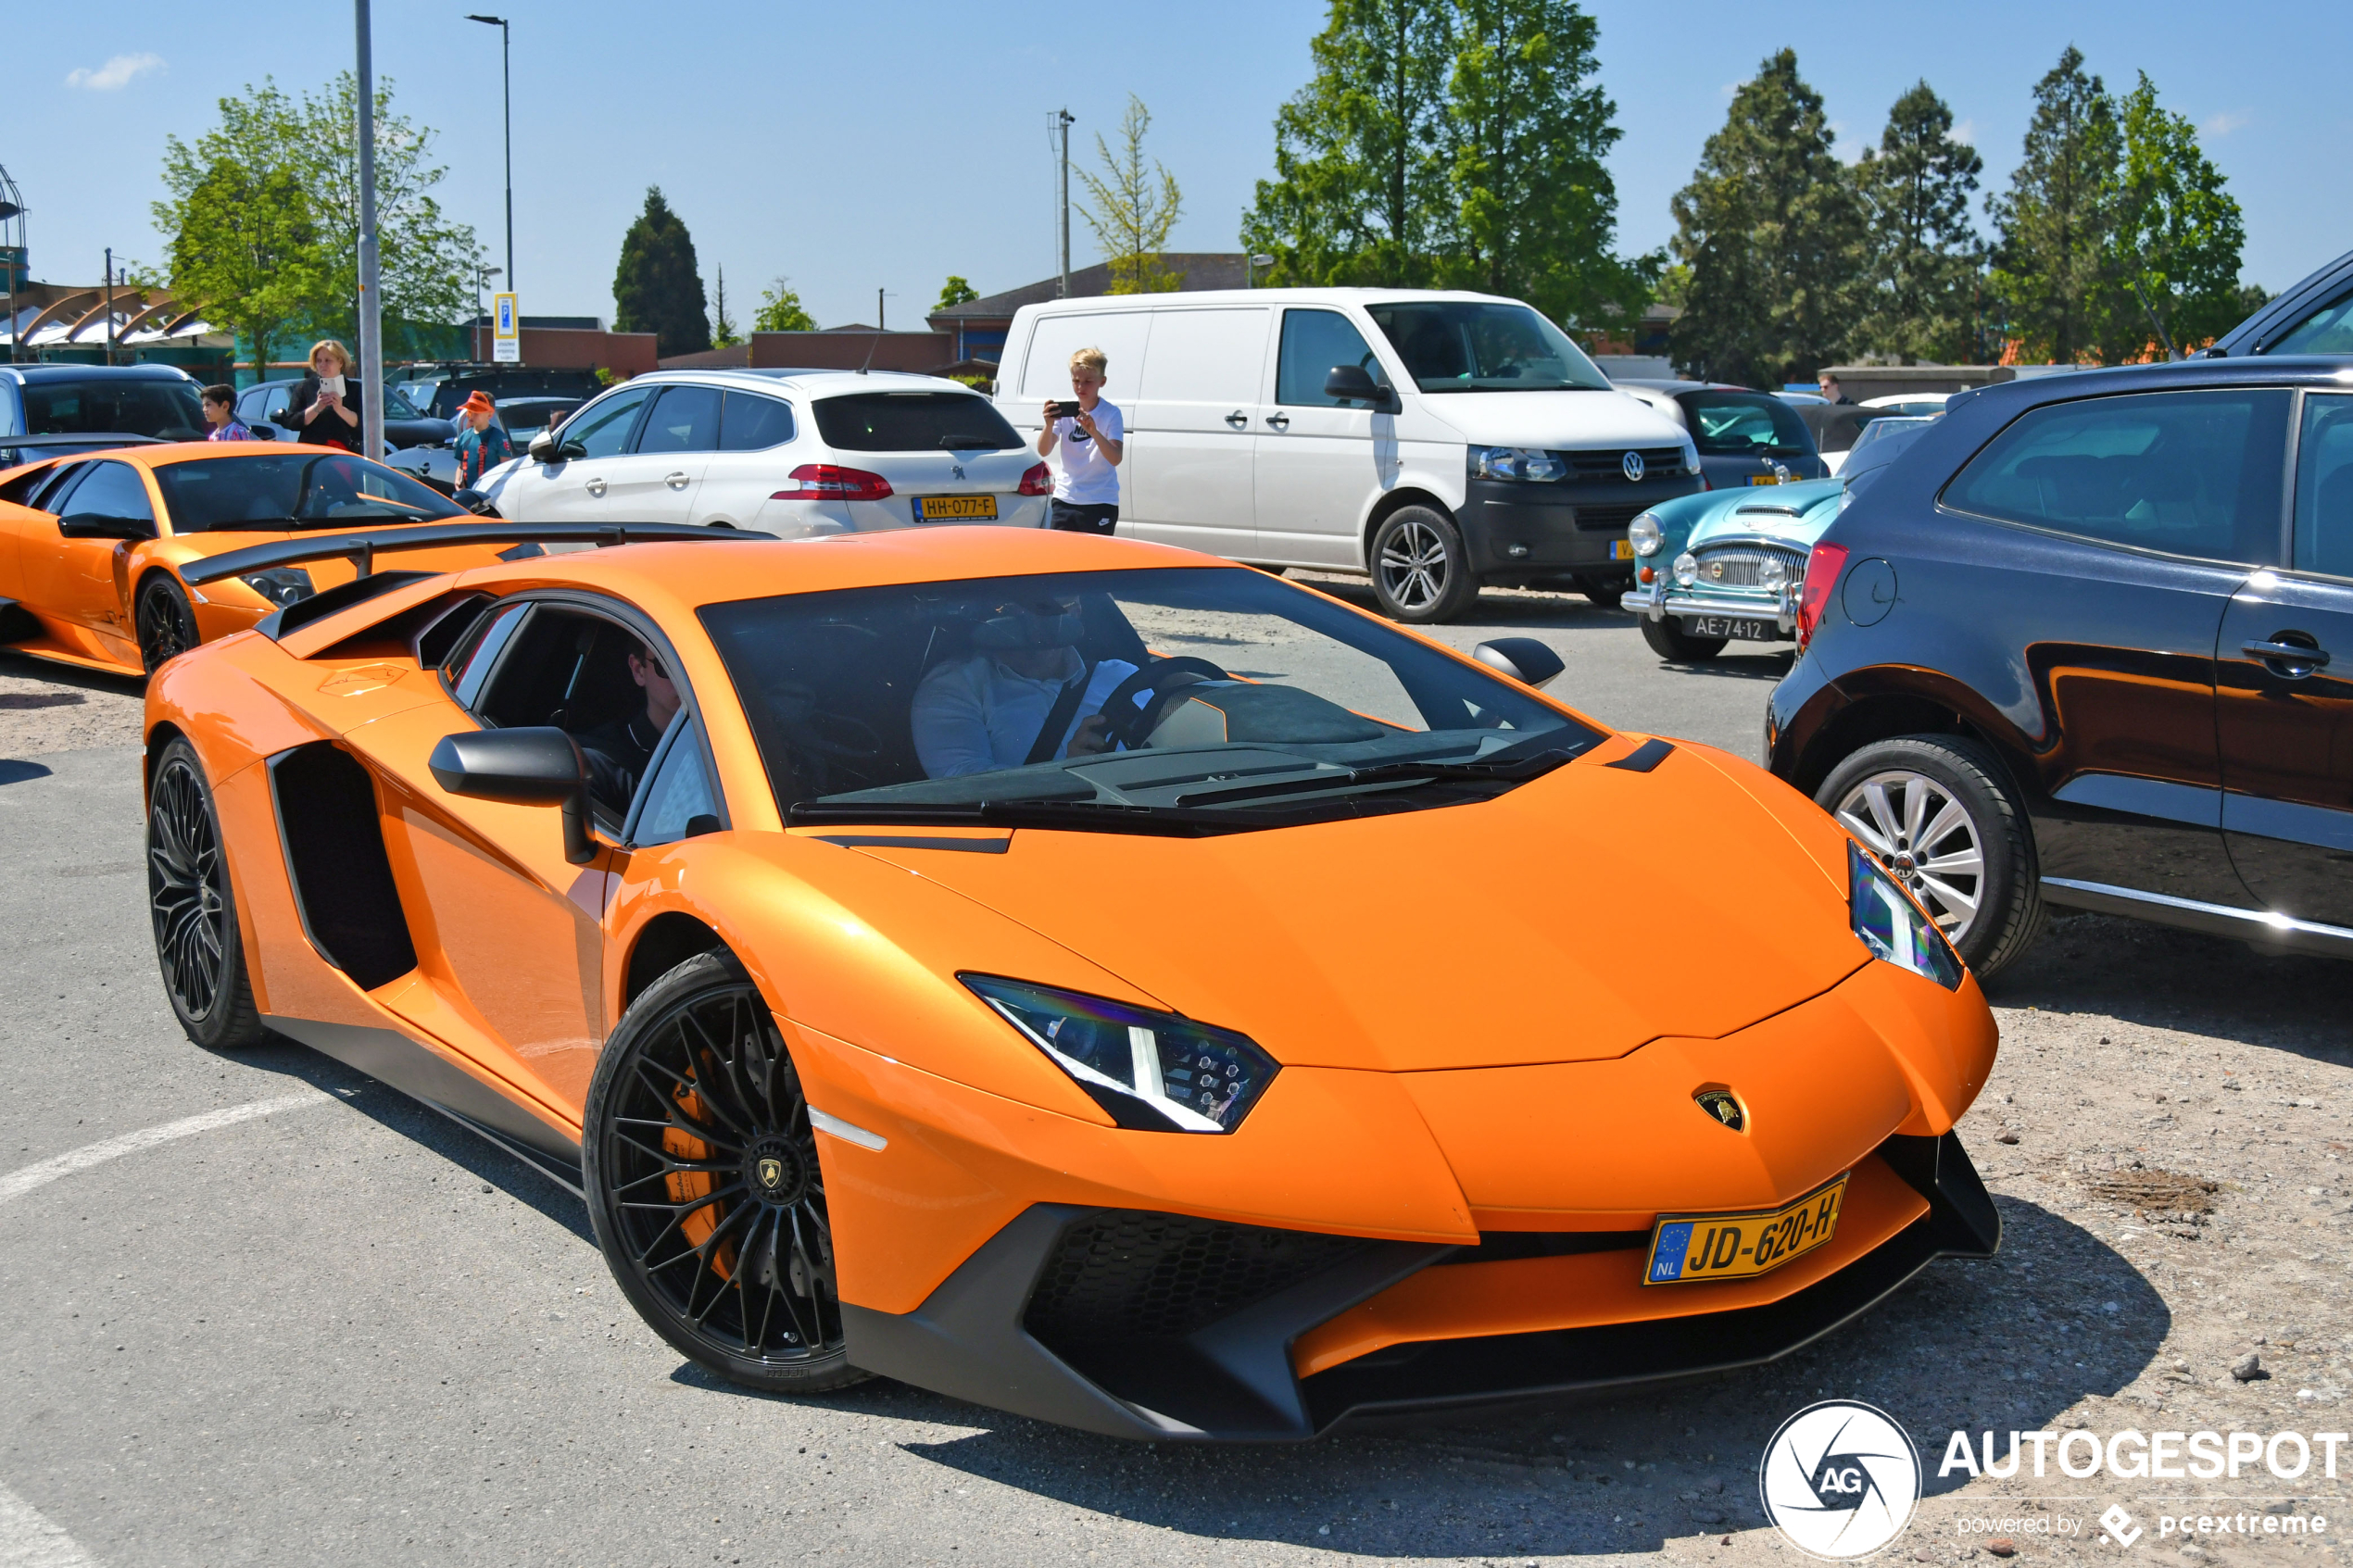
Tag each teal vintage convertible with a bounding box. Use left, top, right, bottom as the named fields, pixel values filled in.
left=1618, top=415, right=1938, bottom=662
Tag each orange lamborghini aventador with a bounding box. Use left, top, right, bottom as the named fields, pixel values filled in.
left=0, top=440, right=524, bottom=675
left=144, top=523, right=2001, bottom=1440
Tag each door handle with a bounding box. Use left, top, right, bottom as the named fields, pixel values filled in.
left=1265, top=413, right=1290, bottom=431
left=1225, top=410, right=1248, bottom=428
left=664, top=471, right=690, bottom=489
left=2243, top=636, right=2331, bottom=675
left=584, top=477, right=606, bottom=497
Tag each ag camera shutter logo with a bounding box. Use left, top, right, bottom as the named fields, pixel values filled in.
left=1758, top=1400, right=1922, bottom=1559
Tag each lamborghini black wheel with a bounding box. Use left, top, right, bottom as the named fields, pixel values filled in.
left=146, top=736, right=266, bottom=1050
left=583, top=950, right=865, bottom=1393
left=137, top=575, right=200, bottom=674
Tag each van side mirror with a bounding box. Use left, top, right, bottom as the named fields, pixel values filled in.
left=428, top=727, right=598, bottom=864
left=58, top=512, right=154, bottom=541
left=1472, top=637, right=1567, bottom=689
left=1323, top=365, right=1400, bottom=413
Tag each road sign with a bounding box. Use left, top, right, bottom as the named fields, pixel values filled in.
left=492, top=293, right=520, bottom=364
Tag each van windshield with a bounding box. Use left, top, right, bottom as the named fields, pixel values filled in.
left=1365, top=302, right=1611, bottom=394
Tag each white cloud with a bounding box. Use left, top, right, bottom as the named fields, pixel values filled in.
left=2205, top=110, right=2249, bottom=136
left=1950, top=119, right=1978, bottom=146
left=65, top=53, right=164, bottom=91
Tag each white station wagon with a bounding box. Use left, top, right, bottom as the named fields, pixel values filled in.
left=472, top=368, right=1051, bottom=535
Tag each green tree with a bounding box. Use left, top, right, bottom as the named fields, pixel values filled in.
left=752, top=276, right=815, bottom=333
left=934, top=275, right=980, bottom=312
left=1439, top=0, right=1652, bottom=328
left=1077, top=95, right=1184, bottom=294
left=1853, top=82, right=1983, bottom=364
left=2105, top=71, right=2246, bottom=356
left=1988, top=47, right=2120, bottom=365
left=612, top=187, right=710, bottom=356
left=1240, top=0, right=1454, bottom=288
left=1668, top=49, right=1865, bottom=386
left=711, top=264, right=738, bottom=348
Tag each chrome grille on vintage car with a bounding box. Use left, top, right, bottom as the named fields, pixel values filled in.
left=1692, top=543, right=1809, bottom=587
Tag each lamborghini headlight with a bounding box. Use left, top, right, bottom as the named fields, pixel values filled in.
left=962, top=974, right=1279, bottom=1134
left=238, top=567, right=315, bottom=607
left=1849, top=842, right=1963, bottom=990
left=1628, top=512, right=1664, bottom=557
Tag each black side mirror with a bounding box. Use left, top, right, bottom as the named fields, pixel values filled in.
left=1323, top=365, right=1399, bottom=413
left=450, top=487, right=499, bottom=517
left=428, top=727, right=598, bottom=864
left=1473, top=637, right=1567, bottom=689
left=58, top=513, right=154, bottom=541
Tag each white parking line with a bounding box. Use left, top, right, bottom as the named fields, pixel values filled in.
left=0, top=1480, right=97, bottom=1567
left=0, top=1092, right=328, bottom=1208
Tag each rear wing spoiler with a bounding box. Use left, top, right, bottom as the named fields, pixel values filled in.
left=181, top=520, right=764, bottom=586
left=1, top=433, right=172, bottom=452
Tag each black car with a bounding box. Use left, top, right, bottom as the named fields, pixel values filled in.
left=1768, top=357, right=2353, bottom=976
left=409, top=366, right=605, bottom=420
left=1617, top=379, right=1831, bottom=488
left=0, top=364, right=208, bottom=462
left=2206, top=246, right=2353, bottom=358
left=236, top=378, right=453, bottom=450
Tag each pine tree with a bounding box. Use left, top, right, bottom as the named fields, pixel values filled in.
left=1854, top=82, right=1983, bottom=364
left=2106, top=72, right=2246, bottom=357
left=710, top=264, right=737, bottom=348
left=612, top=187, right=711, bottom=357
left=1668, top=49, right=1865, bottom=387
left=1988, top=47, right=2119, bottom=366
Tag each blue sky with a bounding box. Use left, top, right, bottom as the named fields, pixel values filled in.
left=3, top=2, right=2344, bottom=332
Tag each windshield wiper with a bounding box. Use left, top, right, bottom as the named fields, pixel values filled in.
left=1173, top=738, right=1591, bottom=808
left=788, top=797, right=1296, bottom=837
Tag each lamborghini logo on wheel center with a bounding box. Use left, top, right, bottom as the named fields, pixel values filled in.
left=758, top=1157, right=785, bottom=1190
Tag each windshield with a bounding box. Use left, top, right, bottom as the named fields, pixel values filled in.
left=701, top=566, right=1600, bottom=834
left=1364, top=301, right=1611, bottom=394
left=152, top=452, right=466, bottom=532
left=18, top=377, right=206, bottom=441
left=812, top=392, right=1022, bottom=452
left=1681, top=391, right=1816, bottom=457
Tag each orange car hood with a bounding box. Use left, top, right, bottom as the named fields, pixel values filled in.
left=839, top=745, right=1863, bottom=1072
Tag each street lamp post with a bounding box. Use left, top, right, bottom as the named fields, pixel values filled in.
left=356, top=0, right=386, bottom=461
left=466, top=15, right=513, bottom=301
left=1248, top=253, right=1274, bottom=289
left=0, top=164, right=23, bottom=365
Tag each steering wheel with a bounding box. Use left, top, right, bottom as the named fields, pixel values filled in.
left=1098, top=657, right=1231, bottom=749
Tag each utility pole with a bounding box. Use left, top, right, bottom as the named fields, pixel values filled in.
left=877, top=286, right=885, bottom=332
left=0, top=165, right=20, bottom=365
left=103, top=247, right=115, bottom=366
left=1053, top=108, right=1074, bottom=298
left=356, top=0, right=385, bottom=462
left=465, top=15, right=513, bottom=297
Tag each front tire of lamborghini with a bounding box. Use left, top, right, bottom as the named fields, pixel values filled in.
left=137, top=575, right=200, bottom=674
left=583, top=949, right=867, bottom=1395
left=146, top=736, right=267, bottom=1051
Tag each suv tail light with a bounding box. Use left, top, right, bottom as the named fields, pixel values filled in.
left=1017, top=462, right=1052, bottom=496
left=774, top=464, right=893, bottom=502
left=1795, top=542, right=1849, bottom=650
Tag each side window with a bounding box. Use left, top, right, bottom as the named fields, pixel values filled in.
left=1942, top=389, right=2289, bottom=566
left=719, top=391, right=795, bottom=451
left=2263, top=288, right=2353, bottom=356
left=445, top=600, right=530, bottom=709
left=562, top=387, right=653, bottom=459
left=0, top=462, right=63, bottom=508
left=635, top=385, right=723, bottom=454
left=30, top=462, right=90, bottom=513
left=1276, top=309, right=1387, bottom=407
left=263, top=386, right=294, bottom=421
left=65, top=461, right=156, bottom=526
left=2294, top=393, right=2353, bottom=580
left=626, top=716, right=722, bottom=846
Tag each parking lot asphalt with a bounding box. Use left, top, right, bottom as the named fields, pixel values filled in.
left=1, top=590, right=2347, bottom=1568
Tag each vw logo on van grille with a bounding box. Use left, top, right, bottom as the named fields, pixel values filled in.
left=1622, top=450, right=1646, bottom=483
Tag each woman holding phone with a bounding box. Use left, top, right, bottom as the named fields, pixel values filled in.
left=288, top=339, right=362, bottom=451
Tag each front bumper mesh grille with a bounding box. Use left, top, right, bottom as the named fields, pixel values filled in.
left=1025, top=1210, right=1374, bottom=1343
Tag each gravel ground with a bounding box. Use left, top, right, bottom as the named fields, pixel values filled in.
left=0, top=593, right=2345, bottom=1567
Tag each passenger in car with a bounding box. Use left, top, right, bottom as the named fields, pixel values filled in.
left=910, top=599, right=1137, bottom=778
left=576, top=637, right=679, bottom=811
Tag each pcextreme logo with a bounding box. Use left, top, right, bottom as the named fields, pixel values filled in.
left=1759, top=1400, right=1924, bottom=1559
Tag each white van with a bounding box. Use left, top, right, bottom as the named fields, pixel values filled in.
left=993, top=288, right=1702, bottom=621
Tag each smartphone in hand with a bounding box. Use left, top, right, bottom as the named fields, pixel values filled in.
left=1046, top=400, right=1083, bottom=420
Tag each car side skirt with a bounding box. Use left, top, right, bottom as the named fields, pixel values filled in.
left=2042, top=876, right=2353, bottom=960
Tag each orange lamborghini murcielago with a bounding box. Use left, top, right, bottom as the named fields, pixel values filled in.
left=145, top=522, right=2000, bottom=1439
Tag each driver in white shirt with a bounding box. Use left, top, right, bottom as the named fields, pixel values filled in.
left=911, top=599, right=1139, bottom=779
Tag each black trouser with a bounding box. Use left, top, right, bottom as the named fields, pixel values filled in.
left=1049, top=501, right=1119, bottom=534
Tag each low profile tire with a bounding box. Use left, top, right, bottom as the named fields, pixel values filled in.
left=1816, top=733, right=2045, bottom=979
left=146, top=736, right=267, bottom=1051
left=1573, top=575, right=1627, bottom=610
left=582, top=950, right=867, bottom=1395
left=137, top=575, right=200, bottom=674
left=1369, top=506, right=1479, bottom=623
left=1639, top=614, right=1728, bottom=662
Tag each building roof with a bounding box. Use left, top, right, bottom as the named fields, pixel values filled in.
left=927, top=254, right=1252, bottom=327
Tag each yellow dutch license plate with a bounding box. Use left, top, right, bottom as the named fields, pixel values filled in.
left=1611, top=538, right=1635, bottom=559
left=1748, top=474, right=1781, bottom=485
left=914, top=495, right=999, bottom=521
left=1642, top=1174, right=1847, bottom=1285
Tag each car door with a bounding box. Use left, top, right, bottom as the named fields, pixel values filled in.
left=688, top=390, right=799, bottom=528
left=2215, top=389, right=2353, bottom=927
left=494, top=383, right=655, bottom=522
left=616, top=384, right=720, bottom=523
left=1123, top=307, right=1270, bottom=557
left=22, top=458, right=152, bottom=659
left=1937, top=385, right=2291, bottom=907
left=1253, top=307, right=1399, bottom=570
